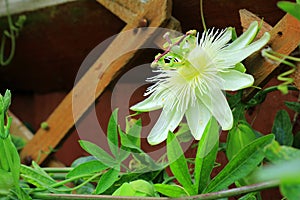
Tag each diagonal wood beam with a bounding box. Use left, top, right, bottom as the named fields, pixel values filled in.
left=20, top=0, right=177, bottom=164
left=240, top=9, right=300, bottom=101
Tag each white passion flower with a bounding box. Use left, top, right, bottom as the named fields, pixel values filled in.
left=130, top=21, right=270, bottom=145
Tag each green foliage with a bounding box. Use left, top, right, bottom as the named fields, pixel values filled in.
left=255, top=141, right=300, bottom=200
left=285, top=101, right=300, bottom=113
left=271, top=110, right=293, bottom=146
left=203, top=134, right=274, bottom=193
left=107, top=109, right=119, bottom=158
left=278, top=1, right=300, bottom=21
left=154, top=184, right=188, bottom=197
left=227, top=121, right=257, bottom=160
left=94, top=168, right=119, bottom=194
left=167, top=132, right=196, bottom=195
left=113, top=180, right=158, bottom=197
left=194, top=117, right=219, bottom=193
left=0, top=90, right=31, bottom=200
left=66, top=160, right=108, bottom=178
left=0, top=169, right=13, bottom=196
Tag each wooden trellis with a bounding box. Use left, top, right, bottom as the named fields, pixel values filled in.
left=240, top=9, right=300, bottom=100
left=20, top=0, right=181, bottom=165
left=19, top=1, right=300, bottom=165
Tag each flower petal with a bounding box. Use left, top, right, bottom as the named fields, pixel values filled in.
left=219, top=70, right=254, bottom=91
left=185, top=100, right=211, bottom=140
left=130, top=92, right=163, bottom=112
left=197, top=86, right=233, bottom=130
left=147, top=107, right=185, bottom=145
left=202, top=28, right=232, bottom=52
left=224, top=21, right=259, bottom=50
left=217, top=32, right=270, bottom=67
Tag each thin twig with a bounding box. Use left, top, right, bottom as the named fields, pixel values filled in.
left=175, top=180, right=279, bottom=200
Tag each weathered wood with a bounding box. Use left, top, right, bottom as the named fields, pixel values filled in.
left=9, top=110, right=33, bottom=141
left=96, top=0, right=147, bottom=24
left=20, top=0, right=177, bottom=164
left=240, top=10, right=300, bottom=100
left=291, top=62, right=300, bottom=90
left=9, top=110, right=65, bottom=167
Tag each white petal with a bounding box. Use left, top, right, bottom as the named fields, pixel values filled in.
left=197, top=87, right=233, bottom=130
left=217, top=32, right=270, bottom=67
left=130, top=93, right=163, bottom=112
left=185, top=100, right=211, bottom=140
left=147, top=107, right=185, bottom=145
left=225, top=21, right=259, bottom=50
left=219, top=70, right=254, bottom=91
left=203, top=28, right=232, bottom=51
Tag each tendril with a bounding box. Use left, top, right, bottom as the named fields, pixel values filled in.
left=0, top=0, right=26, bottom=66
left=261, top=47, right=300, bottom=94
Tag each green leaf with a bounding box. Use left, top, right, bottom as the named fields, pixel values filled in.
left=285, top=101, right=300, bottom=113
left=71, top=156, right=96, bottom=167
left=94, top=168, right=119, bottom=194
left=175, top=123, right=193, bottom=143
left=167, top=132, right=196, bottom=195
left=194, top=117, right=219, bottom=193
left=76, top=182, right=95, bottom=194
left=256, top=159, right=300, bottom=183
left=11, top=135, right=26, bottom=150
left=154, top=184, right=188, bottom=198
left=293, top=131, right=300, bottom=149
left=238, top=193, right=257, bottom=200
left=280, top=183, right=300, bottom=200
left=126, top=119, right=142, bottom=148
left=67, top=160, right=109, bottom=178
left=264, top=140, right=300, bottom=164
left=277, top=1, right=300, bottom=21
left=32, top=161, right=53, bottom=179
left=130, top=153, right=166, bottom=172
left=131, top=180, right=155, bottom=196
left=3, top=136, right=21, bottom=188
left=272, top=110, right=293, bottom=146
left=203, top=134, right=274, bottom=193
left=112, top=182, right=135, bottom=196
left=3, top=90, right=11, bottom=114
left=20, top=164, right=68, bottom=193
left=119, top=127, right=141, bottom=153
left=107, top=109, right=119, bottom=158
left=0, top=169, right=13, bottom=195
left=262, top=141, right=300, bottom=200
left=79, top=140, right=118, bottom=167
left=226, top=121, right=256, bottom=160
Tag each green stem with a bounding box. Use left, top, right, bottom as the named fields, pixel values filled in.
left=261, top=85, right=298, bottom=95
left=34, top=173, right=101, bottom=193
left=3, top=138, right=21, bottom=197
left=200, top=0, right=207, bottom=31
left=43, top=167, right=73, bottom=173
left=32, top=193, right=169, bottom=200
left=0, top=0, right=16, bottom=66
left=182, top=180, right=279, bottom=200
left=31, top=180, right=279, bottom=200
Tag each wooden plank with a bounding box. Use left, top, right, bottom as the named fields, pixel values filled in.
left=96, top=0, right=148, bottom=24
left=20, top=0, right=173, bottom=164
left=291, top=62, right=300, bottom=90
left=240, top=10, right=300, bottom=101
left=9, top=110, right=33, bottom=141
left=9, top=110, right=65, bottom=167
